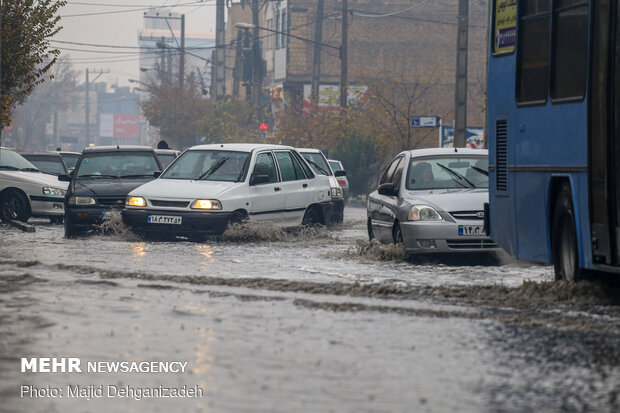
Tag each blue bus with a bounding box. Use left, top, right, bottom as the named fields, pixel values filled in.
left=487, top=0, right=620, bottom=280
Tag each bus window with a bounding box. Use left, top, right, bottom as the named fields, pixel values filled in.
left=550, top=0, right=588, bottom=101
left=516, top=0, right=550, bottom=105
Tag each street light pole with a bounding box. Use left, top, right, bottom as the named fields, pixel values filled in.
left=340, top=0, right=348, bottom=108
left=180, top=14, right=185, bottom=90
left=252, top=0, right=261, bottom=121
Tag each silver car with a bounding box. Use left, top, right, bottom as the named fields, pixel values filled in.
left=367, top=148, right=499, bottom=254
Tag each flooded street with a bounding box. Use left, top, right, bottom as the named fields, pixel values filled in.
left=1, top=207, right=619, bottom=412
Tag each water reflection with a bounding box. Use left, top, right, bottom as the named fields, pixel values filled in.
left=131, top=242, right=148, bottom=261
left=192, top=327, right=214, bottom=393
left=194, top=244, right=215, bottom=268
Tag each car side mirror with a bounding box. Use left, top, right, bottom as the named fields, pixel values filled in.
left=154, top=171, right=162, bottom=178
left=250, top=173, right=270, bottom=186
left=334, top=170, right=346, bottom=177
left=378, top=182, right=398, bottom=197
left=58, top=174, right=71, bottom=182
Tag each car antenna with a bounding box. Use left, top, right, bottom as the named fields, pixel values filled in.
left=113, top=136, right=120, bottom=149
left=454, top=146, right=458, bottom=153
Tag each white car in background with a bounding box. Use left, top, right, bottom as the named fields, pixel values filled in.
left=327, top=159, right=349, bottom=199
left=0, top=147, right=68, bottom=223
left=122, top=144, right=335, bottom=239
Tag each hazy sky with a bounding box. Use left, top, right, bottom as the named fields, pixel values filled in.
left=54, top=1, right=219, bottom=87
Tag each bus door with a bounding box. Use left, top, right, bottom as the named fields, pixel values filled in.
left=591, top=0, right=620, bottom=266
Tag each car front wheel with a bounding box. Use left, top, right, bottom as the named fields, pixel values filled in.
left=64, top=216, right=83, bottom=238
left=392, top=222, right=404, bottom=245
left=0, top=191, right=30, bottom=223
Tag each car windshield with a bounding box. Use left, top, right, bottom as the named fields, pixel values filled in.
left=406, top=156, right=488, bottom=190
left=328, top=160, right=342, bottom=172
left=300, top=152, right=332, bottom=176
left=60, top=153, right=80, bottom=169
left=0, top=149, right=40, bottom=171
left=156, top=153, right=177, bottom=169
left=23, top=156, right=66, bottom=176
left=75, top=151, right=160, bottom=179
left=160, top=150, right=250, bottom=182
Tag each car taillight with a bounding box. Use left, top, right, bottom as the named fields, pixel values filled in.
left=337, top=179, right=346, bottom=186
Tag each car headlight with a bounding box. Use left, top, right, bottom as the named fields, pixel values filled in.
left=42, top=187, right=66, bottom=196
left=330, top=187, right=343, bottom=198
left=67, top=196, right=95, bottom=205
left=190, top=199, right=222, bottom=210
left=126, top=196, right=147, bottom=207
left=408, top=205, right=443, bottom=221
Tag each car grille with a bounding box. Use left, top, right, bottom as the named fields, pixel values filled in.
left=449, top=210, right=485, bottom=220
left=150, top=200, right=190, bottom=208
left=446, top=239, right=498, bottom=249
left=96, top=197, right=126, bottom=206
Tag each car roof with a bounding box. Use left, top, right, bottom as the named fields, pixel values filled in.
left=154, top=148, right=180, bottom=155
left=404, top=147, right=488, bottom=157
left=20, top=152, right=64, bottom=158
left=188, top=143, right=294, bottom=152
left=83, top=145, right=156, bottom=153
left=296, top=148, right=324, bottom=154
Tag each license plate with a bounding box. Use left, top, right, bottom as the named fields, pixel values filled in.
left=148, top=215, right=182, bottom=225
left=458, top=225, right=484, bottom=236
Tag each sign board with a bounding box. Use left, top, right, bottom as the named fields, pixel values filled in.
left=411, top=116, right=441, bottom=128
left=100, top=113, right=140, bottom=138
left=494, top=0, right=517, bottom=54
left=302, top=85, right=367, bottom=114
left=440, top=126, right=484, bottom=148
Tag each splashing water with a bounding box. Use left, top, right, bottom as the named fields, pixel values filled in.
left=221, top=221, right=333, bottom=243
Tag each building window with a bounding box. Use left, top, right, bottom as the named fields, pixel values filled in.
left=550, top=0, right=588, bottom=101
left=516, top=0, right=550, bottom=105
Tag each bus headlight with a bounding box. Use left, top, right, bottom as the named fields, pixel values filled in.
left=408, top=205, right=443, bottom=221
left=190, top=199, right=222, bottom=210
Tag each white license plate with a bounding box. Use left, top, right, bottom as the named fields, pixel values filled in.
left=458, top=225, right=484, bottom=236
left=148, top=215, right=182, bottom=225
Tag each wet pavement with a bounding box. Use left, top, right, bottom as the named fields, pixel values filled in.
left=0, top=207, right=619, bottom=412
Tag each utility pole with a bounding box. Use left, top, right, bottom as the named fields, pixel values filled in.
left=252, top=0, right=261, bottom=121
left=214, top=0, right=226, bottom=100
left=233, top=28, right=244, bottom=98
left=180, top=14, right=186, bottom=90
left=0, top=0, right=3, bottom=148
left=454, top=0, right=469, bottom=147
left=311, top=0, right=325, bottom=112
left=85, top=68, right=109, bottom=147
left=340, top=0, right=348, bottom=108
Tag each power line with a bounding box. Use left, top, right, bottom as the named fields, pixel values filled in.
left=350, top=0, right=432, bottom=18
left=66, top=1, right=215, bottom=6
left=61, top=1, right=210, bottom=18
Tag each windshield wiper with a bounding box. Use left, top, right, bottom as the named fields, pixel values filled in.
left=436, top=163, right=475, bottom=188
left=20, top=167, right=41, bottom=172
left=0, top=165, right=19, bottom=170
left=77, top=174, right=119, bottom=179
left=470, top=165, right=488, bottom=176
left=305, top=159, right=329, bottom=175
left=198, top=157, right=229, bottom=180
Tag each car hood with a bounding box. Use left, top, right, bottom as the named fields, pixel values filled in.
left=72, top=178, right=154, bottom=197
left=402, top=188, right=488, bottom=211
left=128, top=178, right=238, bottom=199
left=0, top=170, right=68, bottom=189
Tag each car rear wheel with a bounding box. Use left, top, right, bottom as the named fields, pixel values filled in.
left=0, top=191, right=30, bottom=223
left=392, top=222, right=404, bottom=245
left=302, top=206, right=322, bottom=226
left=552, top=183, right=586, bottom=282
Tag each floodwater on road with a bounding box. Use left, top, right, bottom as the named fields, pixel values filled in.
left=0, top=207, right=619, bottom=413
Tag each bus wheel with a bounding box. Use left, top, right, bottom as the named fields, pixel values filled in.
left=552, top=183, right=585, bottom=281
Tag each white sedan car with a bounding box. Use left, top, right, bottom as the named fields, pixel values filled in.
left=0, top=148, right=68, bottom=223
left=122, top=144, right=335, bottom=238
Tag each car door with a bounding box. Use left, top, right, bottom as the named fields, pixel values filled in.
left=372, top=156, right=405, bottom=242
left=247, top=151, right=285, bottom=222
left=273, top=150, right=313, bottom=226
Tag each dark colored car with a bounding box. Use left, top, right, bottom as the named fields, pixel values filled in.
left=60, top=146, right=162, bottom=237
left=154, top=149, right=181, bottom=170
left=57, top=151, right=81, bottom=172
left=21, top=152, right=69, bottom=176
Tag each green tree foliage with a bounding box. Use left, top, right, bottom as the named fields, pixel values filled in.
left=1, top=0, right=66, bottom=129
left=332, top=132, right=379, bottom=196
